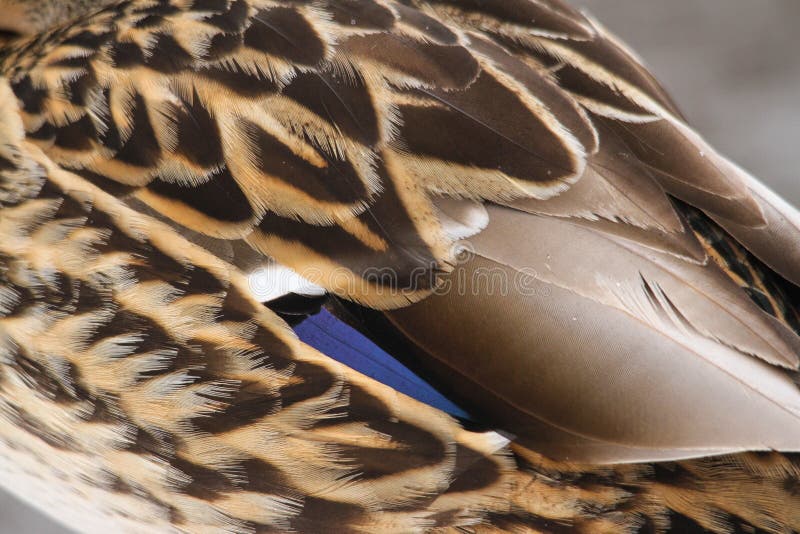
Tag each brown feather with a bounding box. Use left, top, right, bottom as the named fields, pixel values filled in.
left=2, top=1, right=800, bottom=533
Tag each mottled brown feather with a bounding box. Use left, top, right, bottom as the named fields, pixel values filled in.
left=2, top=1, right=800, bottom=533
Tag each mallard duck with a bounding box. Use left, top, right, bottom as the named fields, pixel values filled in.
left=2, top=0, right=800, bottom=532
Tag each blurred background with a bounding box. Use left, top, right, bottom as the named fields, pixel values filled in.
left=2, top=1, right=799, bottom=532
left=581, top=0, right=800, bottom=205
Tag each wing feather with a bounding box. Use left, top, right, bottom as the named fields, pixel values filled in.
left=5, top=0, right=800, bottom=452
left=2, top=0, right=594, bottom=305
left=0, top=110, right=514, bottom=530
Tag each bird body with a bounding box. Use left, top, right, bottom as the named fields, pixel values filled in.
left=1, top=1, right=800, bottom=532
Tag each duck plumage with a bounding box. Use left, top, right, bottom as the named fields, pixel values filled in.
left=1, top=0, right=800, bottom=532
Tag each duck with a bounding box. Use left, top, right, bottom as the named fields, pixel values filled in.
left=1, top=0, right=800, bottom=532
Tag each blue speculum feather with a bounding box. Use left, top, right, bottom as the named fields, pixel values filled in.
left=294, top=309, right=471, bottom=419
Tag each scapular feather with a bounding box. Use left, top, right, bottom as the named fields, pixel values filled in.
left=1, top=1, right=800, bottom=533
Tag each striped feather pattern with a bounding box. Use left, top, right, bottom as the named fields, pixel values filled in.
left=0, top=115, right=513, bottom=532
left=2, top=1, right=800, bottom=533
left=2, top=0, right=605, bottom=306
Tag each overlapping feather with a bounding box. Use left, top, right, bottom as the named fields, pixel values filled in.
left=2, top=1, right=800, bottom=533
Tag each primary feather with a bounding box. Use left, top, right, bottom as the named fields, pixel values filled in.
left=1, top=0, right=800, bottom=532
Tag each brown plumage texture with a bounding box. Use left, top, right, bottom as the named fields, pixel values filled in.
left=2, top=0, right=800, bottom=532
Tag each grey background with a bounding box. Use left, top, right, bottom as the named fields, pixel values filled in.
left=1, top=1, right=799, bottom=532
left=581, top=0, right=800, bottom=206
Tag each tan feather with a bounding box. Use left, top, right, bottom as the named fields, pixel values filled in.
left=2, top=1, right=800, bottom=533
